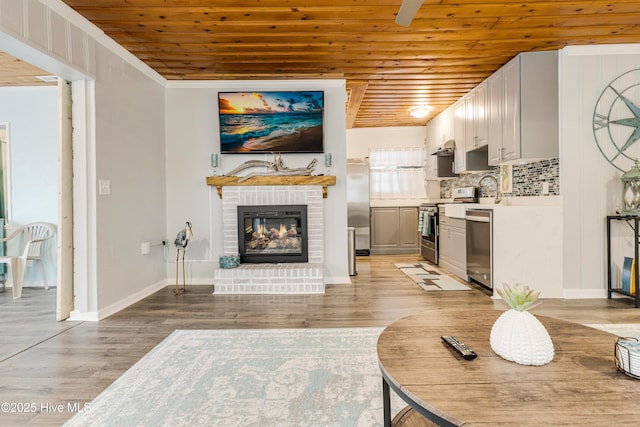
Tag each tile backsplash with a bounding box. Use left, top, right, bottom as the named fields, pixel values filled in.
left=440, top=158, right=559, bottom=198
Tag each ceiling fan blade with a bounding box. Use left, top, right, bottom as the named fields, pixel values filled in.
left=395, top=0, right=424, bottom=26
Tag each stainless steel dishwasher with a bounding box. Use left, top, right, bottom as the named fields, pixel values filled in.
left=465, top=209, right=492, bottom=289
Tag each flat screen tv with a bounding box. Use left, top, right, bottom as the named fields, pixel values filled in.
left=218, top=91, right=324, bottom=154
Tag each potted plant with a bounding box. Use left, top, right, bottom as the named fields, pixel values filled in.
left=490, top=283, right=555, bottom=366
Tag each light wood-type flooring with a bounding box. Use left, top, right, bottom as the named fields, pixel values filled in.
left=1, top=254, right=638, bottom=425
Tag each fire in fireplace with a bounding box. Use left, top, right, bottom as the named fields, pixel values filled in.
left=237, top=205, right=308, bottom=263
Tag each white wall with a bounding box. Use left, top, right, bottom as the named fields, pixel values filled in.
left=346, top=126, right=427, bottom=158
left=91, top=46, right=167, bottom=314
left=0, top=86, right=58, bottom=283
left=165, top=81, right=350, bottom=284
left=560, top=45, right=640, bottom=297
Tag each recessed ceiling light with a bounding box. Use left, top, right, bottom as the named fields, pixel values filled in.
left=36, top=75, right=58, bottom=83
left=409, top=105, right=431, bottom=118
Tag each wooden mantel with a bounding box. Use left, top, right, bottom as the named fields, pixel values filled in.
left=206, top=175, right=337, bottom=198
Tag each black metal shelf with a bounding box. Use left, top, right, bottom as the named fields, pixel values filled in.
left=607, top=215, right=640, bottom=308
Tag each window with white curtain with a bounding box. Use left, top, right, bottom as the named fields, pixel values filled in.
left=369, top=147, right=426, bottom=199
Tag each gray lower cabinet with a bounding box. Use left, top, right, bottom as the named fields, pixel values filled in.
left=370, top=207, right=419, bottom=255
left=438, top=214, right=468, bottom=280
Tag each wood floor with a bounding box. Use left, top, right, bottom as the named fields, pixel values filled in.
left=1, top=254, right=638, bottom=425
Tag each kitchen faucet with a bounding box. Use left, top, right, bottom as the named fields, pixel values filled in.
left=478, top=174, right=502, bottom=204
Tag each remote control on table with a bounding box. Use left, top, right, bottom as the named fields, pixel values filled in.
left=441, top=336, right=477, bottom=360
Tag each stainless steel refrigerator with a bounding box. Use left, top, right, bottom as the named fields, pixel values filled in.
left=347, top=158, right=370, bottom=255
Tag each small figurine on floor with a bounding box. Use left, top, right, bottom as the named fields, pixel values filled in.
left=174, top=221, right=193, bottom=295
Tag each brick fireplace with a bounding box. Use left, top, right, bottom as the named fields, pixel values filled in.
left=213, top=185, right=325, bottom=294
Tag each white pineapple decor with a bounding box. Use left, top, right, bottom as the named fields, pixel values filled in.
left=490, top=283, right=555, bottom=366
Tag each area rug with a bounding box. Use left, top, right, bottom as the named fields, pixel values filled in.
left=395, top=262, right=471, bottom=291
left=586, top=323, right=640, bottom=339
left=63, top=328, right=403, bottom=427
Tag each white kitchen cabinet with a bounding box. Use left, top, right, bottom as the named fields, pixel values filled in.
left=426, top=106, right=453, bottom=146
left=370, top=207, right=419, bottom=255
left=438, top=211, right=468, bottom=281
left=431, top=105, right=453, bottom=147
left=489, top=51, right=559, bottom=165
left=466, top=81, right=488, bottom=151
left=487, top=72, right=502, bottom=164
left=426, top=104, right=457, bottom=179
left=425, top=121, right=440, bottom=179
left=453, top=90, right=490, bottom=173
left=453, top=100, right=466, bottom=173
left=424, top=154, right=437, bottom=180
left=426, top=121, right=435, bottom=150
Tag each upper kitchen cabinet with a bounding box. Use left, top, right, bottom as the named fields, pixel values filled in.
left=453, top=99, right=466, bottom=173
left=425, top=105, right=457, bottom=179
left=454, top=90, right=491, bottom=173
left=488, top=51, right=559, bottom=165
left=426, top=105, right=453, bottom=150
left=466, top=81, right=488, bottom=152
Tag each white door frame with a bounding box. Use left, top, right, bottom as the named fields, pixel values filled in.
left=67, top=79, right=96, bottom=320
left=56, top=79, right=73, bottom=320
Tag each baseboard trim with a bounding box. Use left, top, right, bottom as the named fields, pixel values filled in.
left=562, top=289, right=608, bottom=299
left=181, top=278, right=214, bottom=286
left=324, top=275, right=352, bottom=285
left=68, top=310, right=99, bottom=322
left=81, top=278, right=169, bottom=321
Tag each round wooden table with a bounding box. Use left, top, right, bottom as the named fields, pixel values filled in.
left=377, top=309, right=640, bottom=426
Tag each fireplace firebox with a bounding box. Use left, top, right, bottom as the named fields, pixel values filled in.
left=237, top=205, right=308, bottom=264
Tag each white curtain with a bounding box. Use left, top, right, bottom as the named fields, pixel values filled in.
left=370, top=147, right=426, bottom=199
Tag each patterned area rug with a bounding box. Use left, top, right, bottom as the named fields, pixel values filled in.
left=395, top=262, right=471, bottom=291
left=587, top=324, right=640, bottom=339
left=63, top=328, right=403, bottom=427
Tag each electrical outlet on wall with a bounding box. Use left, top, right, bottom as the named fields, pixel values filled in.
left=98, top=179, right=111, bottom=195
left=141, top=241, right=151, bottom=255
left=542, top=181, right=549, bottom=195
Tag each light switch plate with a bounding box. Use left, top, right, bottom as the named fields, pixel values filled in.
left=542, top=181, right=549, bottom=195
left=99, top=179, right=111, bottom=195
left=141, top=241, right=150, bottom=255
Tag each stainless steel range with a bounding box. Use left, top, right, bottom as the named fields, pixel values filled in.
left=450, top=186, right=477, bottom=203
left=419, top=187, right=478, bottom=265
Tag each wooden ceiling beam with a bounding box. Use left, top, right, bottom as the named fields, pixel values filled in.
left=346, top=80, right=368, bottom=129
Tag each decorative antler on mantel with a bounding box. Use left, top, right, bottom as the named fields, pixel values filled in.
left=223, top=155, right=318, bottom=182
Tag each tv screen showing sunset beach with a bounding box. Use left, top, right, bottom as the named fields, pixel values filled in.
left=218, top=91, right=324, bottom=153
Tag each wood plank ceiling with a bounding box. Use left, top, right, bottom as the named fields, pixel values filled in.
left=48, top=1, right=640, bottom=127
left=0, top=51, right=56, bottom=87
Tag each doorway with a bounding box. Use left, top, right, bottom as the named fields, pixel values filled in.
left=0, top=57, right=75, bottom=320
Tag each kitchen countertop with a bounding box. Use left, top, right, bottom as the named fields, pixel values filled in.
left=442, top=196, right=561, bottom=219
left=369, top=198, right=448, bottom=207
left=369, top=196, right=561, bottom=210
